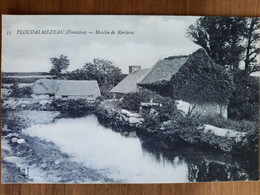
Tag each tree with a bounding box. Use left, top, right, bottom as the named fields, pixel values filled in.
left=65, top=58, right=122, bottom=97
left=243, top=17, right=260, bottom=75
left=187, top=17, right=260, bottom=121
left=187, top=17, right=246, bottom=69
left=187, top=17, right=260, bottom=75
left=228, top=70, right=259, bottom=121
left=82, top=58, right=122, bottom=88
left=50, top=55, right=70, bottom=78
left=64, top=69, right=89, bottom=80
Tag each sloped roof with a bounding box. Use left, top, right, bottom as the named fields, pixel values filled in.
left=33, top=79, right=101, bottom=97
left=139, top=56, right=188, bottom=85
left=33, top=79, right=58, bottom=94
left=110, top=69, right=150, bottom=94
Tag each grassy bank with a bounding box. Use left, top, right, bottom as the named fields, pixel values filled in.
left=95, top=93, right=258, bottom=157
left=1, top=110, right=116, bottom=183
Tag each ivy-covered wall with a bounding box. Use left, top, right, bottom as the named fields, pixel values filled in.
left=139, top=49, right=235, bottom=105
left=138, top=49, right=235, bottom=118
left=170, top=49, right=235, bottom=104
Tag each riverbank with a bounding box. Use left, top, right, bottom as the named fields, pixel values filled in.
left=89, top=101, right=258, bottom=181
left=1, top=97, right=258, bottom=182
left=95, top=100, right=144, bottom=132
left=1, top=110, right=116, bottom=183
left=2, top=97, right=258, bottom=156
left=95, top=100, right=258, bottom=158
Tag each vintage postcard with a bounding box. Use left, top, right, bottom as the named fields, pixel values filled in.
left=1, top=15, right=259, bottom=183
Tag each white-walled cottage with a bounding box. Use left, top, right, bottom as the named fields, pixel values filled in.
left=32, top=79, right=101, bottom=101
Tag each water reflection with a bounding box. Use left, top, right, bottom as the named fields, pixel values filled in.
left=24, top=115, right=189, bottom=183
left=23, top=114, right=258, bottom=183
left=140, top=138, right=258, bottom=181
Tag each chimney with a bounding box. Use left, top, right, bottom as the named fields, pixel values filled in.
left=129, top=65, right=141, bottom=74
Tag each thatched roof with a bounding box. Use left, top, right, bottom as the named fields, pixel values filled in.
left=137, top=49, right=234, bottom=104
left=110, top=69, right=150, bottom=94
left=33, top=79, right=101, bottom=97
left=33, top=79, right=58, bottom=94
left=139, top=56, right=188, bottom=85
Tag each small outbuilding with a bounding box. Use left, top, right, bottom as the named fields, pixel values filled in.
left=32, top=79, right=101, bottom=101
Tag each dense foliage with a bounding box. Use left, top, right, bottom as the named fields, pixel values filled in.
left=122, top=91, right=149, bottom=111
left=122, top=89, right=160, bottom=111
left=66, top=58, right=122, bottom=85
left=228, top=69, right=259, bottom=121
left=187, top=17, right=260, bottom=74
left=2, top=77, right=42, bottom=84
left=243, top=18, right=260, bottom=74
left=197, top=115, right=258, bottom=133
left=2, top=72, right=50, bottom=76
left=50, top=99, right=97, bottom=116
left=197, top=115, right=258, bottom=154
left=10, top=82, right=32, bottom=98
left=187, top=17, right=259, bottom=121
left=122, top=89, right=182, bottom=127
left=170, top=49, right=235, bottom=104
left=138, top=80, right=172, bottom=97
left=65, top=58, right=122, bottom=97
left=50, top=55, right=70, bottom=78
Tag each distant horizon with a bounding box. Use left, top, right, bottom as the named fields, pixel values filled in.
left=2, top=15, right=201, bottom=74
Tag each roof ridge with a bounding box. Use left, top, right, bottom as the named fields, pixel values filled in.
left=57, top=80, right=97, bottom=82
left=139, top=56, right=188, bottom=85
left=164, top=55, right=189, bottom=60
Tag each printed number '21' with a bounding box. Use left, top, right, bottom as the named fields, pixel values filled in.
left=6, top=31, right=11, bottom=35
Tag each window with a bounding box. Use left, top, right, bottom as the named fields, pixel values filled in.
left=62, top=95, right=68, bottom=99
left=49, top=94, right=55, bottom=99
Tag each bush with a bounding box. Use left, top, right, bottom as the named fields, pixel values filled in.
left=197, top=115, right=259, bottom=154
left=197, top=115, right=258, bottom=133
left=99, top=86, right=114, bottom=100
left=138, top=80, right=172, bottom=97
left=171, top=116, right=201, bottom=143
left=122, top=94, right=144, bottom=111
left=10, top=83, right=32, bottom=98
left=122, top=89, right=183, bottom=129
left=96, top=96, right=105, bottom=102
left=2, top=77, right=41, bottom=84
left=50, top=99, right=97, bottom=116
left=121, top=89, right=166, bottom=111
left=228, top=70, right=259, bottom=121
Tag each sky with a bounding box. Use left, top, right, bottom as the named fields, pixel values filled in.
left=2, top=15, right=201, bottom=73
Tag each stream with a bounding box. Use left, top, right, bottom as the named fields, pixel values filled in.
left=21, top=114, right=257, bottom=183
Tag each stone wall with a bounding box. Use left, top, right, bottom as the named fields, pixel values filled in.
left=95, top=101, right=144, bottom=132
